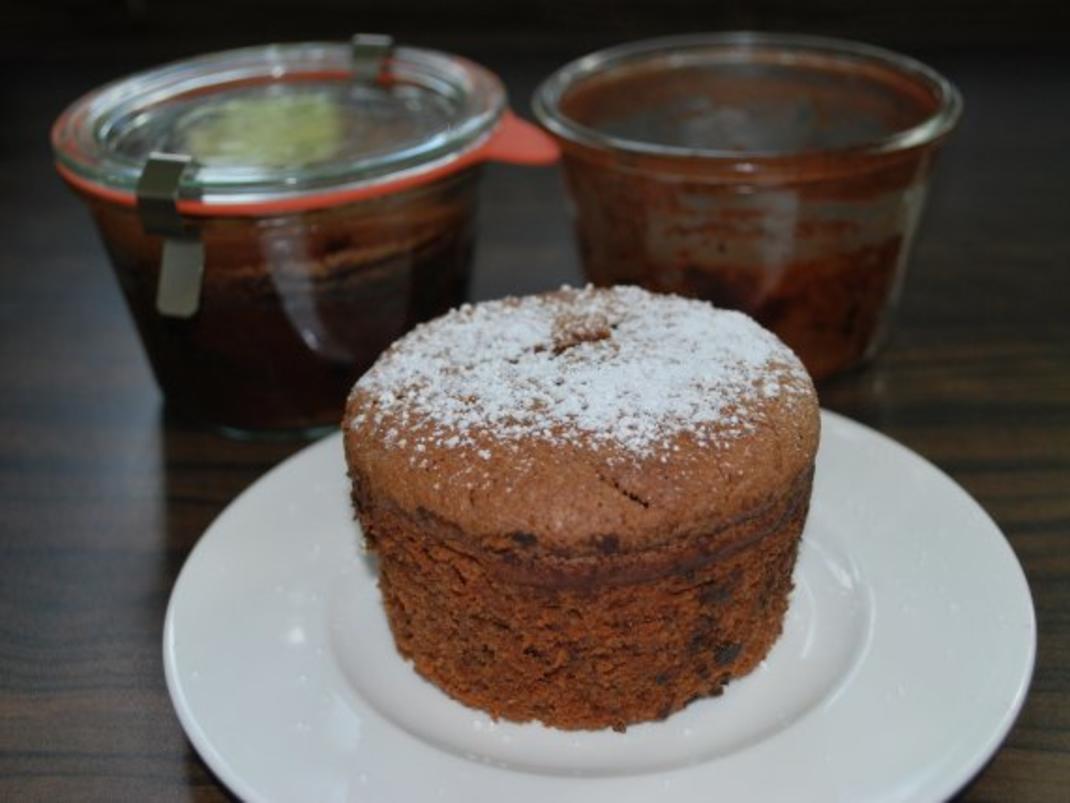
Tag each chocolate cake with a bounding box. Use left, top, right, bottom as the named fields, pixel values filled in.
left=343, top=285, right=819, bottom=730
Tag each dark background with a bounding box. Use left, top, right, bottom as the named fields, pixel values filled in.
left=5, top=0, right=1070, bottom=43
left=1, top=1, right=1068, bottom=801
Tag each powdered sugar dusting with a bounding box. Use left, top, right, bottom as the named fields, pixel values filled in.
left=351, top=286, right=811, bottom=456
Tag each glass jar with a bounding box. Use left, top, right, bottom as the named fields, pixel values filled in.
left=54, top=38, right=557, bottom=435
left=534, top=33, right=961, bottom=381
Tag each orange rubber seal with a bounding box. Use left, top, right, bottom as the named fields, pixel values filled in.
left=55, top=110, right=558, bottom=217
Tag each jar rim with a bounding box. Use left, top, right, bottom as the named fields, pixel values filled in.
left=52, top=41, right=506, bottom=207
left=532, top=32, right=963, bottom=164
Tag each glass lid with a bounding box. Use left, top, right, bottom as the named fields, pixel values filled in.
left=53, top=39, right=506, bottom=206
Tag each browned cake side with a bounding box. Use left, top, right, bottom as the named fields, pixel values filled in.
left=351, top=465, right=811, bottom=730
left=344, top=285, right=820, bottom=730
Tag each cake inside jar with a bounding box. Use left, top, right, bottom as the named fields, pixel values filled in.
left=88, top=171, right=477, bottom=432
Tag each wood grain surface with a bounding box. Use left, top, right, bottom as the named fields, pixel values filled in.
left=0, top=22, right=1067, bottom=803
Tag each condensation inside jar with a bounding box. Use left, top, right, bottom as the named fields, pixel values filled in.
left=560, top=60, right=938, bottom=154
left=546, top=38, right=956, bottom=381
left=108, top=81, right=463, bottom=172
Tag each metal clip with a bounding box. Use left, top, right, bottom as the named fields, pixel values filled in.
left=136, top=152, right=204, bottom=319
left=351, top=33, right=393, bottom=83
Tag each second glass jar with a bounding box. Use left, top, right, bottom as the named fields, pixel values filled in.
left=535, top=33, right=962, bottom=380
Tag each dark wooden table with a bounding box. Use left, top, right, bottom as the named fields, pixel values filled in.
left=1, top=26, right=1067, bottom=802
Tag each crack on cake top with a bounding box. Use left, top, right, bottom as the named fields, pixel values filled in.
left=350, top=286, right=812, bottom=456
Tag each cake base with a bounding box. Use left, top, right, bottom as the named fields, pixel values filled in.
left=360, top=468, right=812, bottom=731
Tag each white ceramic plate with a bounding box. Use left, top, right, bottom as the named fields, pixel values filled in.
left=164, top=410, right=1035, bottom=803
